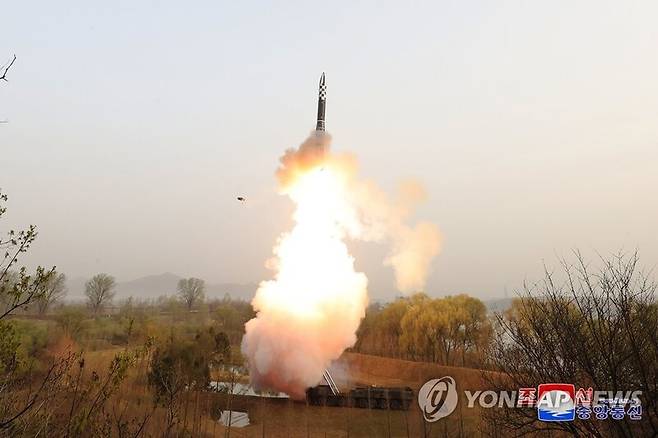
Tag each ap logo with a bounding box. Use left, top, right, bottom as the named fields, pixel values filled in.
left=537, top=383, right=575, bottom=421
left=418, top=376, right=458, bottom=422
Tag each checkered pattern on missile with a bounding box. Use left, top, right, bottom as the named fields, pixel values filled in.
left=319, top=84, right=327, bottom=100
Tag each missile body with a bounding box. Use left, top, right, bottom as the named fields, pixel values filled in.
left=316, top=73, right=326, bottom=131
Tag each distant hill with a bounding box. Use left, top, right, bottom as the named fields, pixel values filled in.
left=205, top=282, right=258, bottom=301
left=65, top=273, right=257, bottom=302
left=113, top=272, right=180, bottom=298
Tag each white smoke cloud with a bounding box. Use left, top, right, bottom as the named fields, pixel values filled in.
left=241, top=132, right=440, bottom=397
left=350, top=179, right=441, bottom=293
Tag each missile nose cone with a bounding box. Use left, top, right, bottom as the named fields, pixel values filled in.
left=316, top=72, right=327, bottom=131
left=318, top=73, right=326, bottom=100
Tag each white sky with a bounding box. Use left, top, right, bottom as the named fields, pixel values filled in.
left=2, top=1, right=657, bottom=300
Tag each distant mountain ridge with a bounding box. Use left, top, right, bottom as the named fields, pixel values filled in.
left=66, top=273, right=257, bottom=302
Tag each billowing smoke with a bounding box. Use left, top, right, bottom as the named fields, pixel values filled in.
left=241, top=132, right=440, bottom=398
left=351, top=179, right=441, bottom=293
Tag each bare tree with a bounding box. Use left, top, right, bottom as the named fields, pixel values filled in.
left=36, top=272, right=67, bottom=314
left=177, top=278, right=205, bottom=311
left=485, top=251, right=657, bottom=437
left=85, top=273, right=116, bottom=314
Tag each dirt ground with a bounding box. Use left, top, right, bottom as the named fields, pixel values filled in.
left=212, top=352, right=495, bottom=438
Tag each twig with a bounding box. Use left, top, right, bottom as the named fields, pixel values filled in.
left=0, top=55, right=16, bottom=82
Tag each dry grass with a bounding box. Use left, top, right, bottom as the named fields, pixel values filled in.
left=217, top=395, right=486, bottom=438
left=66, top=350, right=498, bottom=437
left=339, top=351, right=490, bottom=391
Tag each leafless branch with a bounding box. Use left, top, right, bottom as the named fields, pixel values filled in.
left=0, top=55, right=16, bottom=82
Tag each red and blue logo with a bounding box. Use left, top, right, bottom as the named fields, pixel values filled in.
left=537, top=384, right=575, bottom=421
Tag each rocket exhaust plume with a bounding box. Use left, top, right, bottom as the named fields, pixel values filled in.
left=241, top=76, right=440, bottom=398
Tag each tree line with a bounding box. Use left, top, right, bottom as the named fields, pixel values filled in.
left=0, top=270, right=211, bottom=316
left=354, top=293, right=491, bottom=367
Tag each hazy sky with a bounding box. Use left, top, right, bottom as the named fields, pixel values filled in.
left=2, top=1, right=657, bottom=300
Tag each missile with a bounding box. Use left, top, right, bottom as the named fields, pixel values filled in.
left=315, top=72, right=326, bottom=131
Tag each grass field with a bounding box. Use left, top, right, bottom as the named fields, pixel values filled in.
left=7, top=314, right=499, bottom=436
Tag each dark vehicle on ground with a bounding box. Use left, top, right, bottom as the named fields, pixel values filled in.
left=306, top=385, right=414, bottom=410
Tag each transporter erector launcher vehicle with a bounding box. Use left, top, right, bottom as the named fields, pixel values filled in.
left=316, top=72, right=326, bottom=131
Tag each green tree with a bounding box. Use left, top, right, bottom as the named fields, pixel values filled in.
left=374, top=298, right=411, bottom=357
left=449, top=294, right=491, bottom=366
left=353, top=303, right=383, bottom=354
left=400, top=294, right=443, bottom=362
left=399, top=294, right=490, bottom=365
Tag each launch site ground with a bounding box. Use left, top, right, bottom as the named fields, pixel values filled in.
left=64, top=335, right=491, bottom=437
left=210, top=352, right=490, bottom=437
